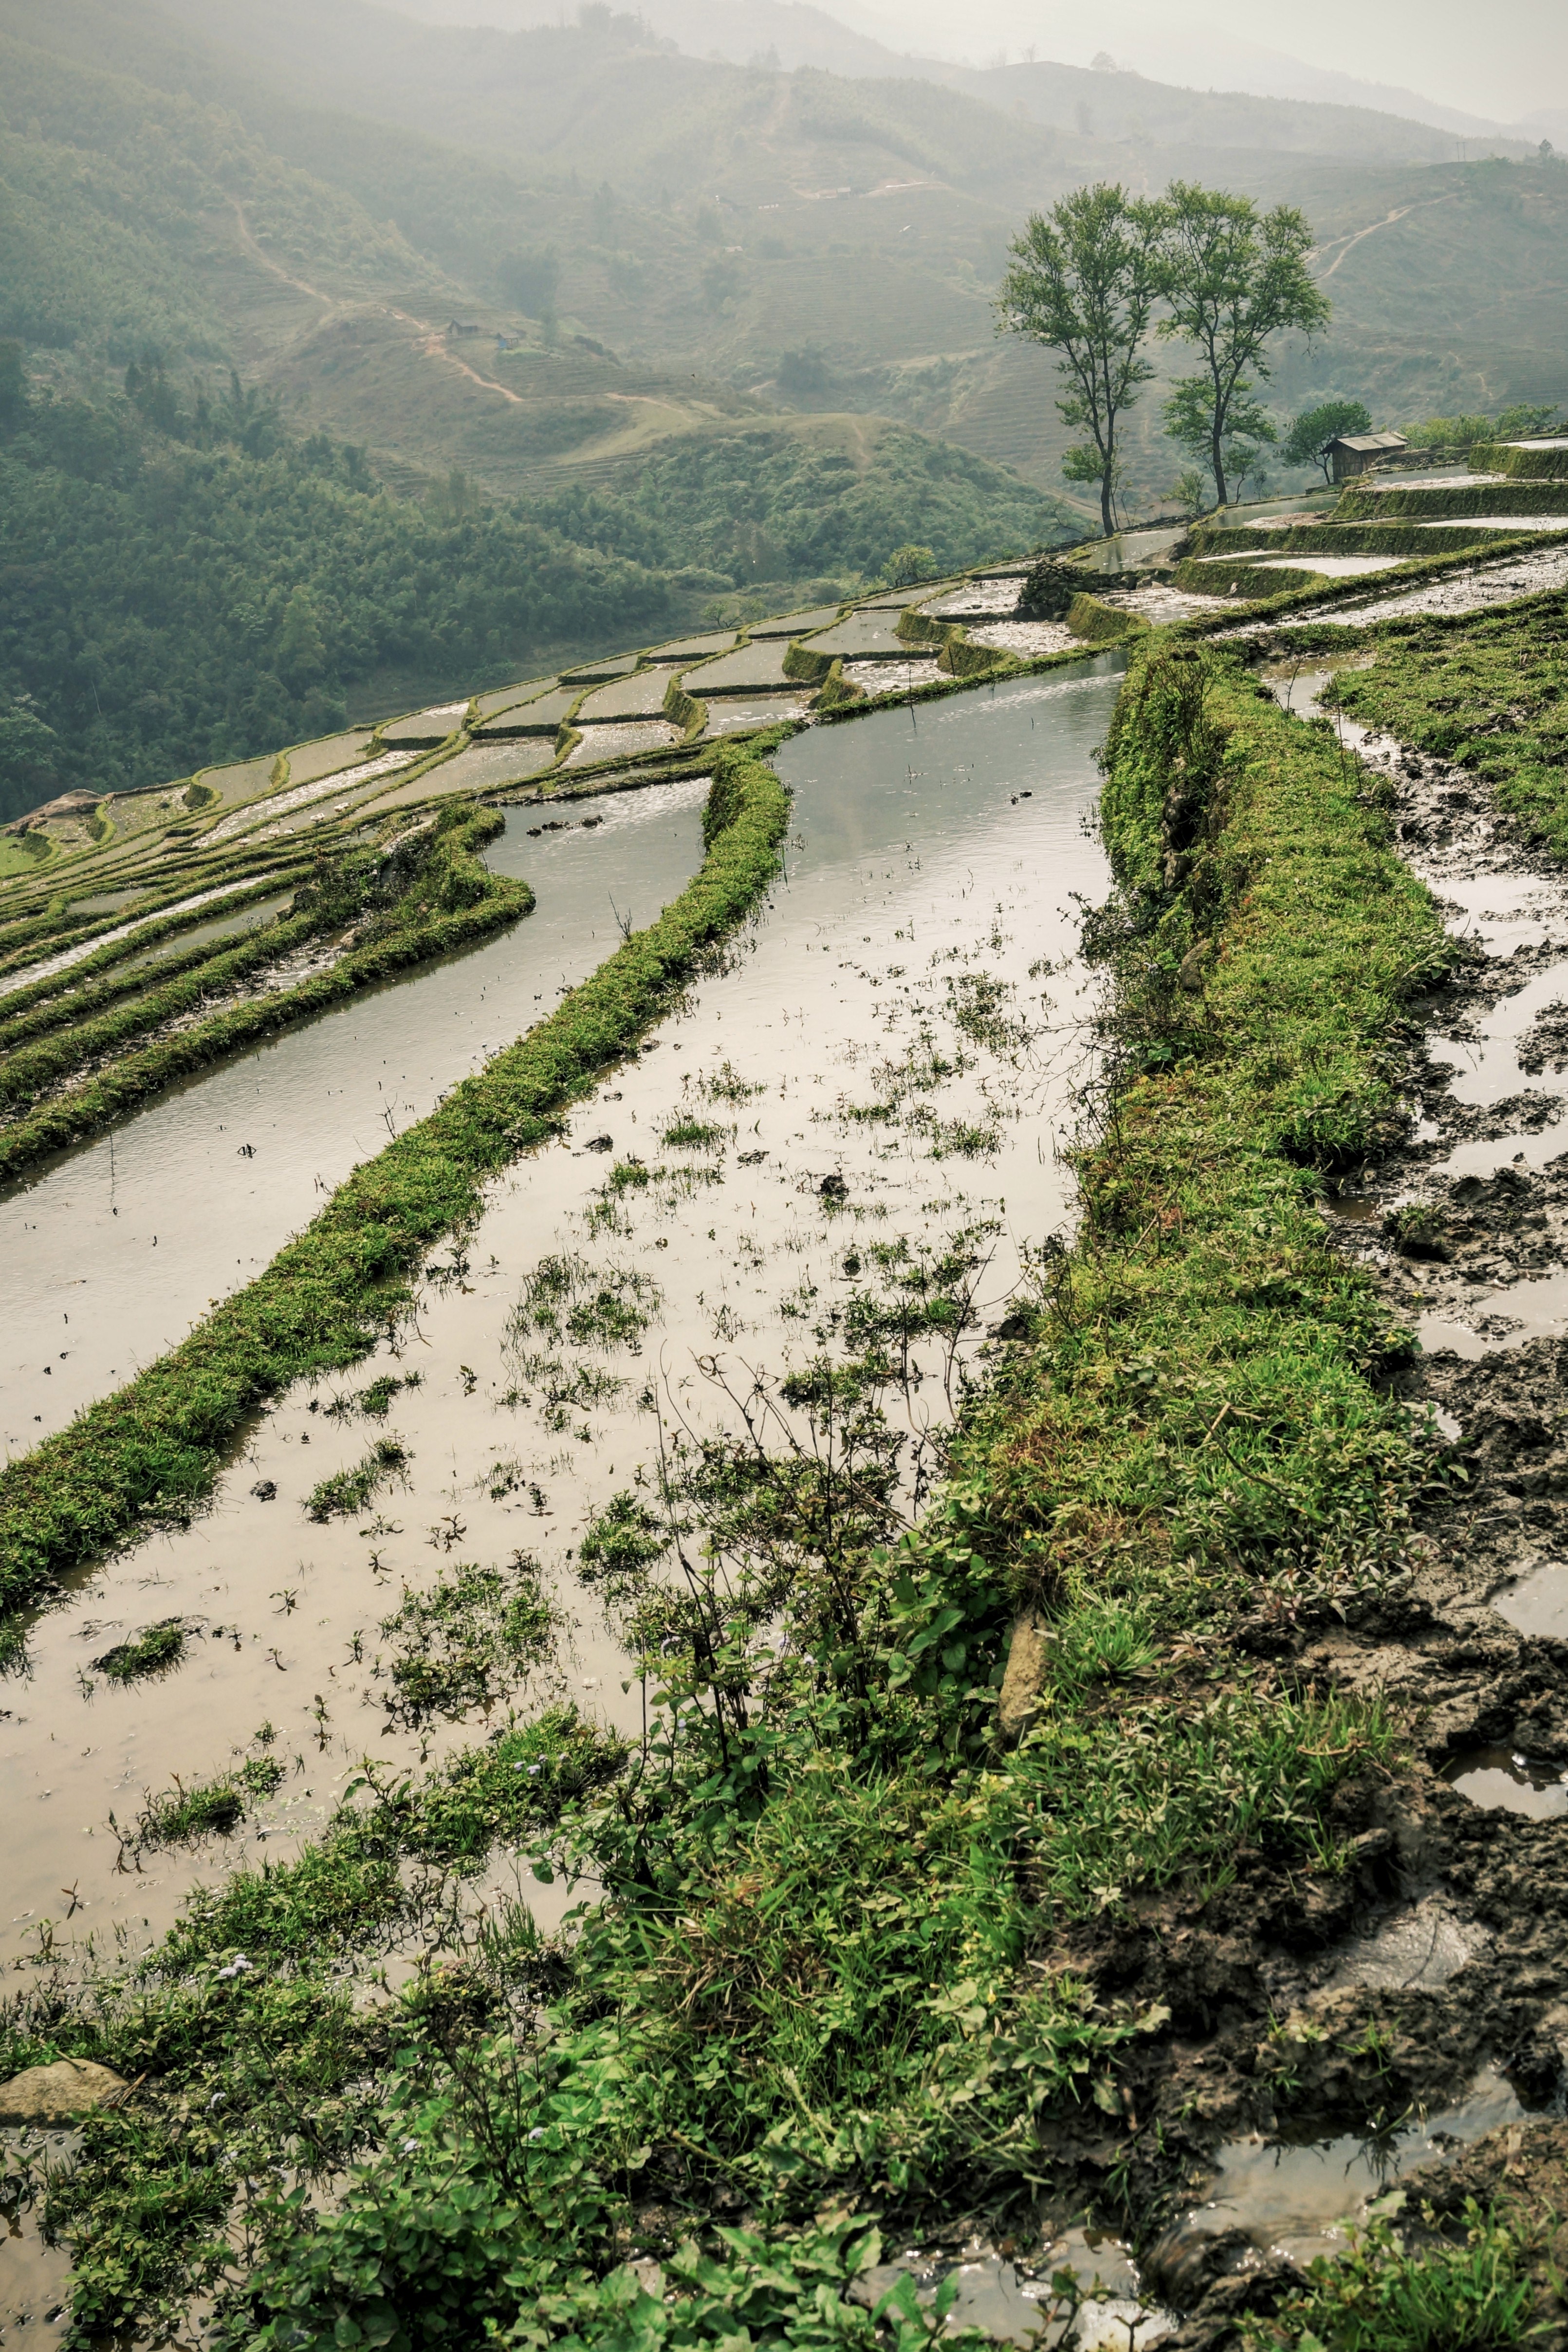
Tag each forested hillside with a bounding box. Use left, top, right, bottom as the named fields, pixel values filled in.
left=4, top=0, right=1567, bottom=816
left=0, top=363, right=1061, bottom=819
left=0, top=1, right=1071, bottom=818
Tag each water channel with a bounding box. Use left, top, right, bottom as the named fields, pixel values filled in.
left=0, top=664, right=1121, bottom=1979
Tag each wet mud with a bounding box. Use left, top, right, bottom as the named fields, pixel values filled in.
left=1075, top=662, right=1568, bottom=2346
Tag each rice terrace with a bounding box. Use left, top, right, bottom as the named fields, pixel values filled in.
left=5, top=0, right=1568, bottom=2343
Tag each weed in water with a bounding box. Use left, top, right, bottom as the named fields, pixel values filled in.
left=92, top=1619, right=186, bottom=1682
left=1244, top=2196, right=1538, bottom=2352
left=305, top=1436, right=410, bottom=1522
left=131, top=1754, right=288, bottom=1849
left=373, top=1554, right=557, bottom=1727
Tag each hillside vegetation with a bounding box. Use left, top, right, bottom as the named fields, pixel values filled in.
left=11, top=0, right=1568, bottom=510
left=0, top=370, right=1060, bottom=819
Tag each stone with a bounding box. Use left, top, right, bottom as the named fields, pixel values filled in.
left=1177, top=941, right=1210, bottom=993
left=0, top=2058, right=128, bottom=2126
left=997, top=1608, right=1049, bottom=1743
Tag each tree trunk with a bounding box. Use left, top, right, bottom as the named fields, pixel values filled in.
left=1100, top=466, right=1115, bottom=536
left=1211, top=416, right=1228, bottom=510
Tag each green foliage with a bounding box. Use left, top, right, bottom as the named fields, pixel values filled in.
left=1402, top=412, right=1495, bottom=449
left=579, top=1489, right=669, bottom=1595
left=1283, top=399, right=1373, bottom=478
left=132, top=1755, right=288, bottom=1849
left=91, top=1618, right=185, bottom=1682
left=879, top=543, right=937, bottom=587
left=373, top=1556, right=556, bottom=1728
left=998, top=183, right=1166, bottom=536
left=1245, top=2199, right=1537, bottom=2351
left=1158, top=183, right=1330, bottom=507
left=0, top=385, right=677, bottom=823
left=536, top=427, right=1070, bottom=594
left=0, top=749, right=789, bottom=1614
left=0, top=691, right=59, bottom=817
left=1325, top=592, right=1568, bottom=859
left=305, top=1436, right=410, bottom=1523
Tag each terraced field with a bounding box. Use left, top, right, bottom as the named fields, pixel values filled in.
left=12, top=467, right=1566, bottom=1188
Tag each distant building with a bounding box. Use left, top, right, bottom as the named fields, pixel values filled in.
left=446, top=320, right=482, bottom=339
left=1324, top=430, right=1408, bottom=482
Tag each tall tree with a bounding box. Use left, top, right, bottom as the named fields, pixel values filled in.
left=997, top=184, right=1166, bottom=537
left=1158, top=184, right=1331, bottom=508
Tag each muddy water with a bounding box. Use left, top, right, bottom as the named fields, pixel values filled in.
left=0, top=665, right=1120, bottom=1972
left=0, top=781, right=712, bottom=1459
left=1159, top=2070, right=1527, bottom=2286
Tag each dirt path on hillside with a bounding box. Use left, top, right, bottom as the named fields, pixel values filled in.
left=230, top=200, right=335, bottom=310
left=1310, top=194, right=1452, bottom=281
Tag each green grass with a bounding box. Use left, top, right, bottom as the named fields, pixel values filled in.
left=91, top=1619, right=185, bottom=1683
left=0, top=806, right=530, bottom=1182
left=0, top=741, right=790, bottom=1618
left=131, top=1756, right=288, bottom=1849
left=304, top=1435, right=410, bottom=1523
left=372, top=1556, right=556, bottom=1729
left=1245, top=2201, right=1539, bottom=2352
left=1319, top=590, right=1568, bottom=857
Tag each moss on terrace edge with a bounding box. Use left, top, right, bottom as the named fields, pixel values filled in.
left=0, top=805, right=531, bottom=1183
left=0, top=739, right=790, bottom=1616
left=2, top=643, right=1495, bottom=2348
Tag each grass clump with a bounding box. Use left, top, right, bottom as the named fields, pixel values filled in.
left=305, top=1435, right=410, bottom=1522
left=0, top=744, right=789, bottom=1616
left=373, top=1555, right=557, bottom=1727
left=1245, top=2200, right=1538, bottom=2352
left=91, top=1619, right=186, bottom=1682
left=660, top=1115, right=728, bottom=1149
left=131, top=1755, right=288, bottom=1849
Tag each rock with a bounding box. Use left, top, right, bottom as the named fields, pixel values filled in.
left=998, top=1607, right=1049, bottom=1743
left=585, top=1135, right=614, bottom=1153
left=819, top=1173, right=848, bottom=1199
left=1177, top=942, right=1210, bottom=993
left=250, top=1479, right=277, bottom=1501
left=0, top=2058, right=128, bottom=2125
left=1016, top=558, right=1085, bottom=622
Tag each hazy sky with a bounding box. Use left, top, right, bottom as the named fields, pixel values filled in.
left=848, top=0, right=1568, bottom=125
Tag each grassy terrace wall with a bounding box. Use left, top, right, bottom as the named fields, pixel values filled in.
left=0, top=745, right=790, bottom=1616
left=0, top=809, right=532, bottom=1184
left=1175, top=555, right=1327, bottom=599
left=1344, top=481, right=1568, bottom=520
left=18, top=645, right=1476, bottom=2350
left=1470, top=442, right=1568, bottom=480
left=1192, top=522, right=1531, bottom=558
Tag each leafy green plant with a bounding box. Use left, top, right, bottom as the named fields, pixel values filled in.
left=373, top=1556, right=556, bottom=1727
left=91, top=1619, right=185, bottom=1682
left=1245, top=2198, right=1538, bottom=2352
left=305, top=1435, right=410, bottom=1522
left=131, top=1755, right=287, bottom=1848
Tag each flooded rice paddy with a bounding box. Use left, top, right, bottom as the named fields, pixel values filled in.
left=0, top=781, right=713, bottom=1459
left=0, top=666, right=1120, bottom=1973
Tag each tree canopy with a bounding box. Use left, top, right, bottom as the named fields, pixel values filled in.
left=1157, top=184, right=1331, bottom=508
left=1281, top=399, right=1373, bottom=480
left=997, top=185, right=1166, bottom=537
